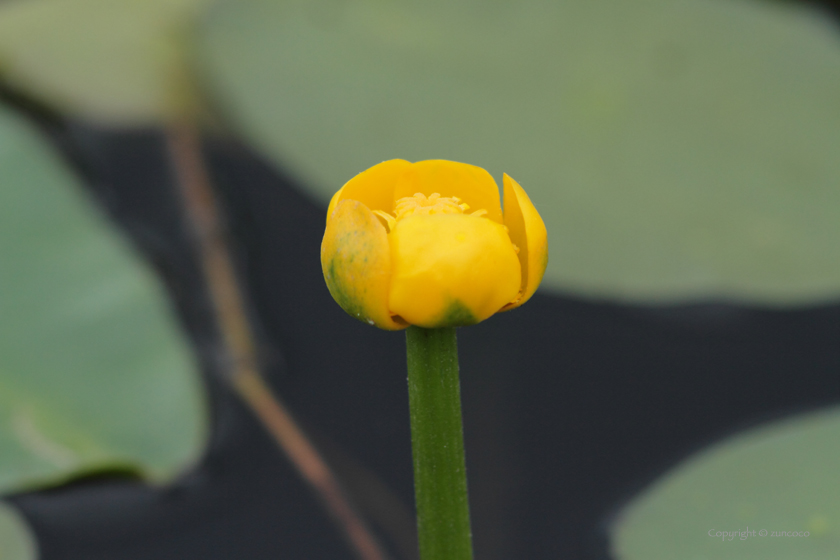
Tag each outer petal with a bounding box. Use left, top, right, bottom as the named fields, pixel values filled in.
left=394, top=160, right=504, bottom=223
left=389, top=214, right=521, bottom=328
left=333, top=159, right=412, bottom=215
left=321, top=199, right=407, bottom=330
left=502, top=173, right=548, bottom=310
left=326, top=184, right=345, bottom=222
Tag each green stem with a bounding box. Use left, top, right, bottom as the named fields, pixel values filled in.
left=405, top=326, right=473, bottom=560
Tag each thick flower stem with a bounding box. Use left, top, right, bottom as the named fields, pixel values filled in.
left=405, top=327, right=473, bottom=560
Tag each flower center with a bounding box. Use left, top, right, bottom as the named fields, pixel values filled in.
left=373, top=193, right=488, bottom=232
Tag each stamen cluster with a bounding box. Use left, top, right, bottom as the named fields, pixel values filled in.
left=374, top=193, right=488, bottom=232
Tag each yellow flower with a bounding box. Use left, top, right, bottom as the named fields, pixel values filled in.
left=321, top=159, right=548, bottom=330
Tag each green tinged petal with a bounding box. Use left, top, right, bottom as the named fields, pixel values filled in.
left=321, top=200, right=406, bottom=330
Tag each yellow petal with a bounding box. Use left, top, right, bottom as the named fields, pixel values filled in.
left=321, top=199, right=407, bottom=330
left=502, top=173, right=548, bottom=310
left=394, top=160, right=504, bottom=223
left=388, top=214, right=521, bottom=328
left=326, top=184, right=345, bottom=222
left=333, top=159, right=412, bottom=215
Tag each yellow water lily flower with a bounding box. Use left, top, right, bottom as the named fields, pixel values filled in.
left=321, top=159, right=548, bottom=330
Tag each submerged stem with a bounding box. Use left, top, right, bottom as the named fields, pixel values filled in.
left=166, top=124, right=389, bottom=560
left=405, top=327, right=473, bottom=560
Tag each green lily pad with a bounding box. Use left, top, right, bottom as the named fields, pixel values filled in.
left=0, top=104, right=207, bottom=492
left=611, top=407, right=840, bottom=560
left=0, top=0, right=209, bottom=125
left=0, top=502, right=37, bottom=560
left=197, top=0, right=840, bottom=304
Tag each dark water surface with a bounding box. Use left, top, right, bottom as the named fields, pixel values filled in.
left=5, top=126, right=840, bottom=560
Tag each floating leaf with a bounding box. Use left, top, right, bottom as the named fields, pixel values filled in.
left=198, top=0, right=840, bottom=303
left=0, top=0, right=209, bottom=125
left=0, top=104, right=207, bottom=492
left=0, top=502, right=37, bottom=560
left=611, top=407, right=840, bottom=560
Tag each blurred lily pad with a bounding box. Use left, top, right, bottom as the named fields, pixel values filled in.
left=0, top=105, right=207, bottom=491
left=198, top=0, right=840, bottom=304
left=611, top=406, right=840, bottom=560
left=0, top=502, right=37, bottom=560
left=0, top=0, right=209, bottom=125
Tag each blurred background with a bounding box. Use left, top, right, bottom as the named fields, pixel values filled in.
left=0, top=0, right=839, bottom=559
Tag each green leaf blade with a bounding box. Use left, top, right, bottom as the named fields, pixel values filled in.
left=0, top=0, right=209, bottom=125
left=0, top=502, right=37, bottom=560
left=0, top=105, right=208, bottom=492
left=611, top=407, right=840, bottom=560
left=197, top=0, right=840, bottom=304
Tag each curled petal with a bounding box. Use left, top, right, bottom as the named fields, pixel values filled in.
left=333, top=159, right=412, bottom=215
left=394, top=160, right=504, bottom=223
left=502, top=173, right=548, bottom=310
left=326, top=184, right=345, bottom=222
left=321, top=200, right=407, bottom=330
left=388, top=214, right=521, bottom=328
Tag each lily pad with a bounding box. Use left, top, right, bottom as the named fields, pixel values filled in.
left=611, top=407, right=840, bottom=560
left=0, top=502, right=37, bottom=560
left=0, top=104, right=207, bottom=492
left=197, top=0, right=840, bottom=304
left=0, top=0, right=209, bottom=125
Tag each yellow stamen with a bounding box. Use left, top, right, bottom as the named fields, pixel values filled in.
left=373, top=193, right=492, bottom=233
left=373, top=210, right=396, bottom=232
left=390, top=192, right=482, bottom=222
